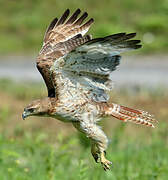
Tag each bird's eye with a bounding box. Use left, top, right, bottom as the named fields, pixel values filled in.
left=28, top=108, right=34, bottom=113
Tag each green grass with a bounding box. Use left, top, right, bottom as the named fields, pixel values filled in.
left=1, top=125, right=168, bottom=180
left=0, top=0, right=168, bottom=54
left=0, top=79, right=168, bottom=179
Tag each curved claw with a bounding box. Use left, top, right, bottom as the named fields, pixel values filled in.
left=101, top=160, right=112, bottom=171
left=91, top=152, right=99, bottom=163
left=100, top=151, right=112, bottom=171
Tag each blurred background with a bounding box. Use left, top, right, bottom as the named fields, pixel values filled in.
left=0, top=0, right=168, bottom=179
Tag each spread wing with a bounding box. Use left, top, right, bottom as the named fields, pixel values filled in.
left=36, top=9, right=142, bottom=102
left=60, top=33, right=141, bottom=102
left=36, top=9, right=94, bottom=97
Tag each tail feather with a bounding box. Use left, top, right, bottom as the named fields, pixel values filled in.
left=105, top=103, right=157, bottom=128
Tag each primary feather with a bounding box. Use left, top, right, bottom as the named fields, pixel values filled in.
left=37, top=9, right=94, bottom=97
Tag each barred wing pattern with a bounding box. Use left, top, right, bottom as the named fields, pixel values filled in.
left=60, top=33, right=141, bottom=102
left=37, top=9, right=94, bottom=97
left=36, top=9, right=141, bottom=103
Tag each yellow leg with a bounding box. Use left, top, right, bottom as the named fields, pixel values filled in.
left=73, top=122, right=112, bottom=170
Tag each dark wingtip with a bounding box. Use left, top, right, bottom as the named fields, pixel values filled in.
left=135, top=44, right=142, bottom=49
left=82, top=18, right=94, bottom=28
left=62, top=9, right=70, bottom=15
left=76, top=8, right=81, bottom=13
left=65, top=8, right=81, bottom=24
left=64, top=9, right=70, bottom=16
left=128, top=32, right=136, bottom=36
left=83, top=12, right=88, bottom=17
left=74, top=11, right=89, bottom=25
left=66, top=8, right=70, bottom=13
left=45, top=17, right=58, bottom=34
left=73, top=8, right=81, bottom=16
left=56, top=9, right=70, bottom=26
left=90, top=18, right=94, bottom=23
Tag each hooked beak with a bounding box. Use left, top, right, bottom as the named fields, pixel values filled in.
left=22, top=110, right=30, bottom=120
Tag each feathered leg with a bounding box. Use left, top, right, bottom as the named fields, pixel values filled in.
left=103, top=103, right=157, bottom=127
left=73, top=121, right=112, bottom=170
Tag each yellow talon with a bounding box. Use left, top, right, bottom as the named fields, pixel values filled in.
left=100, top=152, right=112, bottom=171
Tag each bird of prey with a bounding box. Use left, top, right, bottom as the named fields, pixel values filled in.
left=22, top=9, right=157, bottom=170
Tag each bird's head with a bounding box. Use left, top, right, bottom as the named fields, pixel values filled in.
left=22, top=98, right=53, bottom=120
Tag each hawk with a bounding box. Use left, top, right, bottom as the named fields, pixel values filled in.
left=22, top=9, right=157, bottom=170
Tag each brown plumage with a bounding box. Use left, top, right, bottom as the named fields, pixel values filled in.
left=22, top=9, right=157, bottom=171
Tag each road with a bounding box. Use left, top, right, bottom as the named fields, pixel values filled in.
left=0, top=55, right=167, bottom=88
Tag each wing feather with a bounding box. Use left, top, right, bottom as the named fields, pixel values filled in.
left=36, top=9, right=141, bottom=103
left=61, top=33, right=141, bottom=102
left=65, top=9, right=81, bottom=24
left=74, top=12, right=88, bottom=25
left=40, top=9, right=94, bottom=54
left=56, top=9, right=70, bottom=26
left=44, top=18, right=58, bottom=43
left=36, top=9, right=93, bottom=97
